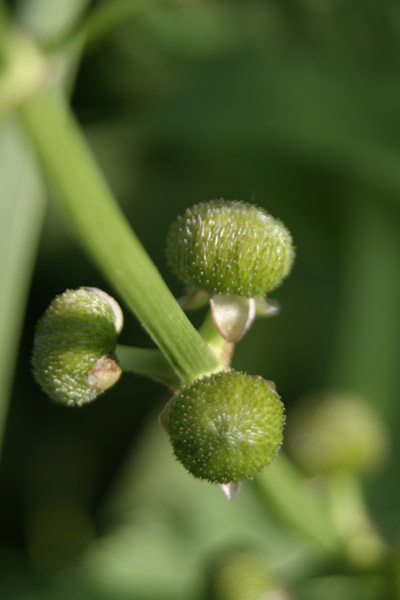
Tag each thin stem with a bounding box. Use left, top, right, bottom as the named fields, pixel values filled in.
left=19, top=90, right=221, bottom=385
left=325, top=470, right=388, bottom=570
left=43, top=0, right=146, bottom=53
left=252, top=453, right=341, bottom=553
left=116, top=345, right=180, bottom=389
left=198, top=310, right=234, bottom=368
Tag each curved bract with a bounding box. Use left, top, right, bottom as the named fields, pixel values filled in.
left=32, top=287, right=123, bottom=407
left=162, top=370, right=285, bottom=484
left=166, top=200, right=295, bottom=298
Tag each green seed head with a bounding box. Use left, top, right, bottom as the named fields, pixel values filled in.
left=166, top=200, right=294, bottom=298
left=163, top=370, right=285, bottom=484
left=287, top=391, right=389, bottom=475
left=32, top=288, right=123, bottom=407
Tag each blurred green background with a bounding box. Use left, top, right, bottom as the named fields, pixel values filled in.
left=1, top=0, right=400, bottom=598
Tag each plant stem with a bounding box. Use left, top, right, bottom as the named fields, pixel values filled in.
left=325, top=470, right=388, bottom=570
left=44, top=0, right=146, bottom=53
left=253, top=453, right=341, bottom=553
left=116, top=345, right=180, bottom=389
left=19, top=90, right=221, bottom=386
left=198, top=310, right=233, bottom=368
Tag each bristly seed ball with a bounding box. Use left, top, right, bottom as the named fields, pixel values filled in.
left=166, top=200, right=295, bottom=298
left=163, top=370, right=285, bottom=484
left=32, top=288, right=123, bottom=407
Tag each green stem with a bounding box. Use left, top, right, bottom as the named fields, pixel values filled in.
left=43, top=0, right=146, bottom=53
left=325, top=470, right=388, bottom=570
left=252, top=453, right=341, bottom=553
left=198, top=310, right=233, bottom=368
left=116, top=345, right=180, bottom=389
left=19, top=90, right=221, bottom=385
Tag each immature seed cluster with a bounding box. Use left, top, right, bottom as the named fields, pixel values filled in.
left=166, top=200, right=294, bottom=298
left=163, top=371, right=285, bottom=484
left=32, top=288, right=123, bottom=407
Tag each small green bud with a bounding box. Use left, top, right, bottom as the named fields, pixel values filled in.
left=162, top=370, right=284, bottom=484
left=286, top=391, right=389, bottom=476
left=206, top=550, right=290, bottom=600
left=166, top=200, right=294, bottom=298
left=32, top=288, right=123, bottom=407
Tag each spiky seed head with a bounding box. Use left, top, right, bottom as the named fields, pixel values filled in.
left=166, top=200, right=294, bottom=298
left=163, top=370, right=285, bottom=484
left=286, top=391, right=389, bottom=475
left=32, top=288, right=123, bottom=407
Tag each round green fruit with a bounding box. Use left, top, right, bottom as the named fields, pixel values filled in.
left=166, top=200, right=294, bottom=298
left=163, top=370, right=285, bottom=484
left=32, top=288, right=123, bottom=407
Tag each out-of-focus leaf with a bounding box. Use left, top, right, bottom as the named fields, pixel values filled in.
left=147, top=54, right=400, bottom=194
left=0, top=118, right=45, bottom=459
left=0, top=0, right=93, bottom=458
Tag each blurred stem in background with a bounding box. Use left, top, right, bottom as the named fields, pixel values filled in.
left=0, top=122, right=45, bottom=460
left=0, top=0, right=90, bottom=460
left=325, top=470, right=388, bottom=570
left=43, top=0, right=147, bottom=53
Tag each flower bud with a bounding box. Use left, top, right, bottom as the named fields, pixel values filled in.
left=32, top=288, right=123, bottom=407
left=162, top=370, right=284, bottom=484
left=166, top=200, right=294, bottom=298
left=286, top=391, right=389, bottom=476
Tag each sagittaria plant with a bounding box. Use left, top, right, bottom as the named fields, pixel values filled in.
left=3, top=0, right=297, bottom=500
left=31, top=193, right=294, bottom=499
left=0, top=10, right=296, bottom=498
left=1, top=5, right=392, bottom=591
